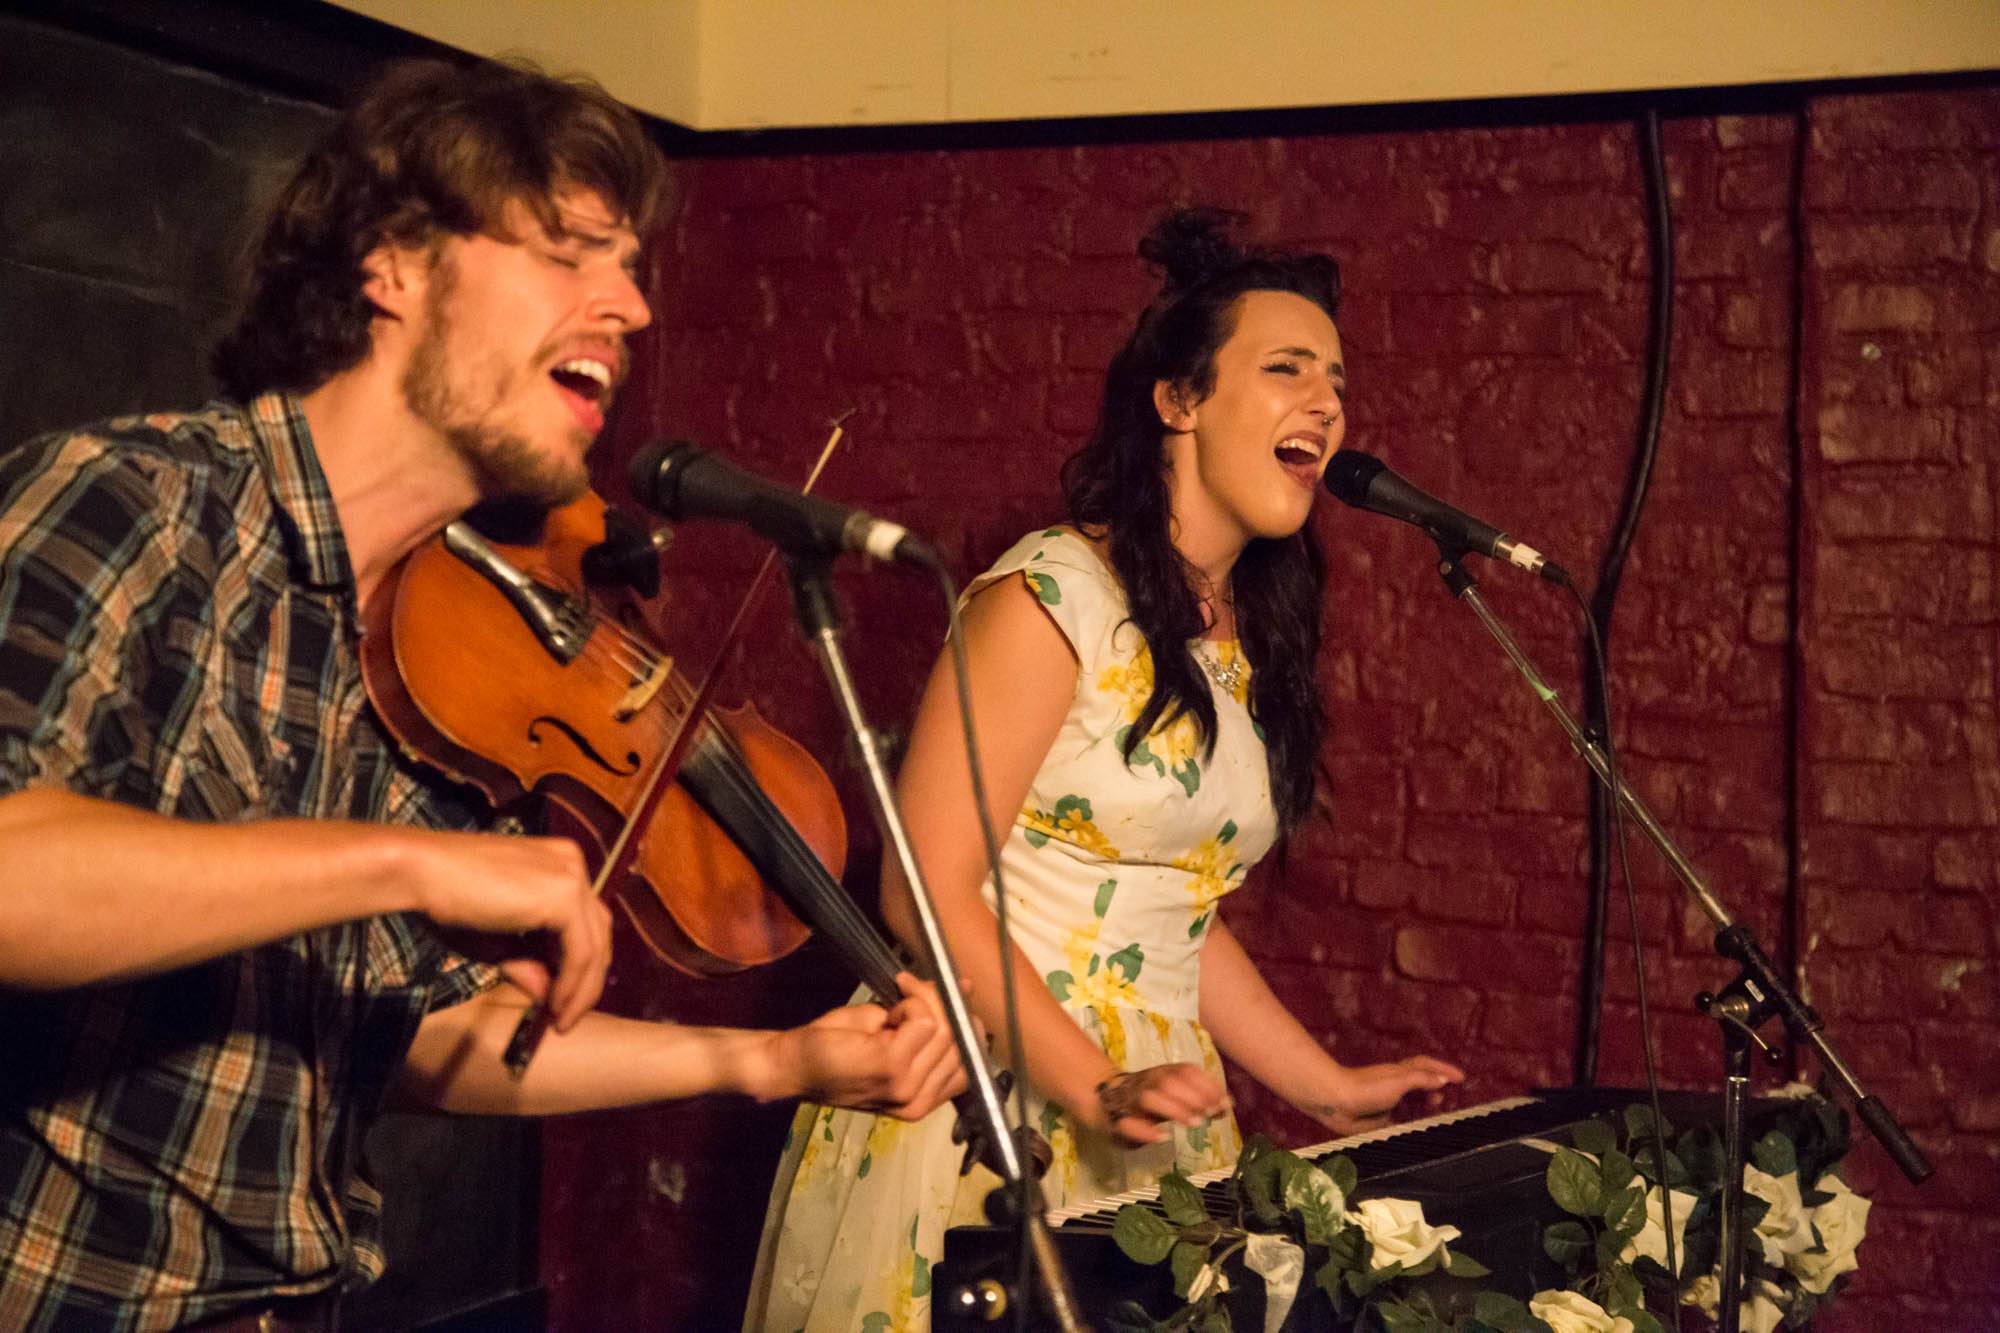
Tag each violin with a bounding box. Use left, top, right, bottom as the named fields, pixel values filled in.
left=359, top=490, right=915, bottom=999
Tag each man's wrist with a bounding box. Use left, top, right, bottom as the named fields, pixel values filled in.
left=726, top=1027, right=793, bottom=1103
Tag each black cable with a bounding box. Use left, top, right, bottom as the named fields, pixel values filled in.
left=1570, top=582, right=1684, bottom=1333
left=930, top=561, right=1038, bottom=1332
left=1576, top=105, right=1674, bottom=1087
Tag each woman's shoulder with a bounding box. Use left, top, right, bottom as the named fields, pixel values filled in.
left=964, top=526, right=1125, bottom=651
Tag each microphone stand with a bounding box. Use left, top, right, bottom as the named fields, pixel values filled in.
left=779, top=548, right=1088, bottom=1333
left=1429, top=546, right=1931, bottom=1333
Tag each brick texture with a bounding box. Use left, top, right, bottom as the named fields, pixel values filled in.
left=541, top=88, right=2000, bottom=1329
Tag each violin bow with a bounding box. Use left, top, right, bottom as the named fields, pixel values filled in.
left=503, top=418, right=852, bottom=1077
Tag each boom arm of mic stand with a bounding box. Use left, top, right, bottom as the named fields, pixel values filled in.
left=780, top=552, right=1091, bottom=1332
left=1431, top=550, right=1933, bottom=1186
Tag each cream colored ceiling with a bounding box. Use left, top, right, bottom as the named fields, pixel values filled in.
left=329, top=1, right=2000, bottom=132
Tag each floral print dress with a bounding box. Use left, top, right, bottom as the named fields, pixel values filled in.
left=745, top=528, right=1280, bottom=1332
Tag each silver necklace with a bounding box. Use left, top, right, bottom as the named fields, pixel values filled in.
left=1198, top=642, right=1246, bottom=694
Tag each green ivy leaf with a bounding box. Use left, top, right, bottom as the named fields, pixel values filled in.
left=1572, top=1118, right=1617, bottom=1158
left=1625, top=1102, right=1673, bottom=1143
left=1313, top=1253, right=1347, bottom=1313
left=1266, top=1149, right=1305, bottom=1199
left=1446, top=1247, right=1493, bottom=1279
left=1601, top=1261, right=1642, bottom=1313
left=1112, top=1204, right=1177, bottom=1265
left=1374, top=1296, right=1441, bottom=1333
left=1159, top=1171, right=1207, bottom=1227
left=1169, top=1240, right=1209, bottom=1299
left=1639, top=1145, right=1690, bottom=1188
left=1045, top=970, right=1073, bottom=1001
left=1094, top=878, right=1118, bottom=918
left=1543, top=1219, right=1590, bottom=1268
left=1547, top=1148, right=1603, bottom=1216
left=1323, top=1222, right=1367, bottom=1275
left=1752, top=1128, right=1797, bottom=1178
left=911, top=1250, right=932, bottom=1298
left=1187, top=912, right=1211, bottom=939
left=1322, top=1152, right=1359, bottom=1201
left=1470, top=1291, right=1545, bottom=1332
left=1282, top=1165, right=1344, bottom=1244
left=860, top=1314, right=891, bottom=1333
left=1107, top=942, right=1145, bottom=982
left=1676, top=1125, right=1726, bottom=1190
left=1238, top=1152, right=1283, bottom=1229
left=1602, top=1182, right=1646, bottom=1239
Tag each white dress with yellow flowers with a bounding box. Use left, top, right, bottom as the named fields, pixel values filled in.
left=744, top=528, right=1279, bottom=1333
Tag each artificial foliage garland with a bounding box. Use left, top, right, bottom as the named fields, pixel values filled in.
left=1106, top=1089, right=1867, bottom=1333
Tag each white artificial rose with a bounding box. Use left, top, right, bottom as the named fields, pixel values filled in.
left=1744, top=1164, right=1813, bottom=1266
left=1615, top=1184, right=1702, bottom=1274
left=1527, top=1289, right=1636, bottom=1333
left=1346, top=1197, right=1460, bottom=1272
left=1740, top=1278, right=1790, bottom=1333
left=1680, top=1271, right=1722, bottom=1318
left=1788, top=1173, right=1872, bottom=1294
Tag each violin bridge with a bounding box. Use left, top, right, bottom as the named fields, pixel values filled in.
left=614, top=657, right=672, bottom=720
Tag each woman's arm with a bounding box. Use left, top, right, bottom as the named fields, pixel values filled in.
left=880, top=573, right=1224, bottom=1145
left=1198, top=915, right=1463, bottom=1134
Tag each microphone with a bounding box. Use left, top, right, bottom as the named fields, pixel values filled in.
left=1323, top=451, right=1569, bottom=584
left=628, top=441, right=938, bottom=568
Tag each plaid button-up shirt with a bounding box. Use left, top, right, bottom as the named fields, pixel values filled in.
left=0, top=394, right=498, bottom=1331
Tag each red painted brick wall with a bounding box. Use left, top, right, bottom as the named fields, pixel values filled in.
left=544, top=87, right=1999, bottom=1330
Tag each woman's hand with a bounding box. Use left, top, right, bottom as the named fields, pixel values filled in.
left=1081, top=1062, right=1231, bottom=1148
left=1298, top=1055, right=1465, bottom=1136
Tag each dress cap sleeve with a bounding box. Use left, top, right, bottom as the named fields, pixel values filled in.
left=963, top=527, right=1120, bottom=662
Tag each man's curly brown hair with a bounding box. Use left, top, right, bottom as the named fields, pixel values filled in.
left=213, top=58, right=670, bottom=400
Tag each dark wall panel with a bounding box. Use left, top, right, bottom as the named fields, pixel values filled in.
left=0, top=15, right=326, bottom=444
left=0, top=14, right=538, bottom=1330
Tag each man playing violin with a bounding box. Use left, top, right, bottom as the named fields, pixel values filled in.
left=0, top=57, right=963, bottom=1331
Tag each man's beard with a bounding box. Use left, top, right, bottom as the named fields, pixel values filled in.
left=400, top=261, right=590, bottom=507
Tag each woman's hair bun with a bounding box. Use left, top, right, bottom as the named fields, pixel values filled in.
left=1138, top=207, right=1249, bottom=294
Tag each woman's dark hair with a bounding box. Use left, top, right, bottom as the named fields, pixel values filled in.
left=1060, top=207, right=1339, bottom=834
left=213, top=58, right=671, bottom=399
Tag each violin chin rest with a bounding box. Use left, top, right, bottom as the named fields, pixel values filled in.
left=581, top=507, right=664, bottom=600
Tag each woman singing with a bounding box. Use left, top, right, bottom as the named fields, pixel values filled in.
left=747, top=208, right=1463, bottom=1331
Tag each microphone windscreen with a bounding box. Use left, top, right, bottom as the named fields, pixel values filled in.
left=1323, top=450, right=1385, bottom=506
left=628, top=439, right=702, bottom=512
